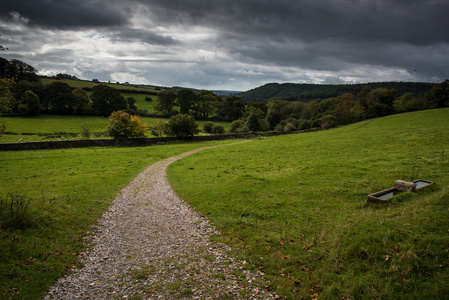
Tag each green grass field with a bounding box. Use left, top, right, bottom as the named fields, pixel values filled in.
left=40, top=78, right=161, bottom=93
left=168, top=108, right=449, bottom=299
left=0, top=115, right=231, bottom=142
left=120, top=92, right=158, bottom=112
left=0, top=140, right=233, bottom=299
left=1, top=108, right=447, bottom=299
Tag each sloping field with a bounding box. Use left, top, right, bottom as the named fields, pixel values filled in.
left=168, top=108, right=449, bottom=299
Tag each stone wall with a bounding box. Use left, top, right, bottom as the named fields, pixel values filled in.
left=0, top=129, right=318, bottom=151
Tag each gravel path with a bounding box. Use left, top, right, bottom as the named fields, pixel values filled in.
left=45, top=144, right=277, bottom=299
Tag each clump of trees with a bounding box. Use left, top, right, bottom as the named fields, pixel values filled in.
left=228, top=80, right=449, bottom=133
left=0, top=58, right=152, bottom=117
left=154, top=90, right=245, bottom=121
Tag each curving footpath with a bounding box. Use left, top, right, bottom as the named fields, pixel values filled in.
left=45, top=143, right=277, bottom=299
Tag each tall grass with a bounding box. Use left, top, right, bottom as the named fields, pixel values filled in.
left=168, top=108, right=449, bottom=299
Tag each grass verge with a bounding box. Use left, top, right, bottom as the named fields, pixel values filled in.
left=168, top=108, right=449, bottom=299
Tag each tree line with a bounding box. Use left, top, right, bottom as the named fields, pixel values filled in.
left=237, top=82, right=435, bottom=103
left=1, top=57, right=448, bottom=138
left=226, top=82, right=449, bottom=133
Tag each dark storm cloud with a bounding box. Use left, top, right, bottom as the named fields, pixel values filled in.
left=137, top=0, right=449, bottom=45
left=0, top=0, right=129, bottom=28
left=0, top=0, right=447, bottom=89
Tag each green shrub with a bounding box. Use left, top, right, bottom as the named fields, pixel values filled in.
left=283, top=122, right=297, bottom=132
left=320, top=114, right=338, bottom=129
left=298, top=119, right=311, bottom=130
left=167, top=114, right=199, bottom=138
left=246, top=113, right=261, bottom=132
left=229, top=120, right=242, bottom=133
left=211, top=124, right=225, bottom=134
left=203, top=121, right=215, bottom=133
left=80, top=124, right=91, bottom=139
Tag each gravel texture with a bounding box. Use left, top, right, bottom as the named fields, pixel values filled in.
left=45, top=146, right=278, bottom=299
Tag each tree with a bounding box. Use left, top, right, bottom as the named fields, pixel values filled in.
left=211, top=124, right=225, bottom=134
left=167, top=114, right=199, bottom=138
left=246, top=113, right=261, bottom=132
left=176, top=89, right=196, bottom=114
left=357, top=87, right=396, bottom=118
left=426, top=80, right=449, bottom=108
left=265, top=100, right=284, bottom=130
left=72, top=88, right=91, bottom=114
left=18, top=90, right=40, bottom=115
left=394, top=92, right=427, bottom=113
left=0, top=77, right=14, bottom=115
left=203, top=121, right=215, bottom=133
left=229, top=120, right=243, bottom=133
left=126, top=96, right=137, bottom=110
left=91, top=84, right=128, bottom=116
left=151, top=119, right=167, bottom=137
left=6, top=59, right=39, bottom=82
left=13, top=80, right=44, bottom=101
left=320, top=114, right=338, bottom=129
left=155, top=91, right=176, bottom=116
left=0, top=77, right=15, bottom=136
left=106, top=111, right=148, bottom=139
left=217, top=96, right=246, bottom=121
left=191, top=90, right=220, bottom=119
left=247, top=101, right=268, bottom=116
left=43, top=81, right=76, bottom=114
left=333, top=93, right=363, bottom=124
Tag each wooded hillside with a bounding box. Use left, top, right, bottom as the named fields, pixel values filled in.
left=237, top=82, right=435, bottom=103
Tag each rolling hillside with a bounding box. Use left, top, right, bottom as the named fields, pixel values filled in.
left=237, top=81, right=435, bottom=103
left=169, top=108, right=449, bottom=299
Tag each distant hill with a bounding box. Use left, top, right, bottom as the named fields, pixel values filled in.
left=237, top=82, right=435, bottom=103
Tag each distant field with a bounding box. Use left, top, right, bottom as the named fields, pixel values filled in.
left=169, top=108, right=449, bottom=299
left=40, top=78, right=161, bottom=93
left=0, top=115, right=231, bottom=142
left=120, top=92, right=157, bottom=112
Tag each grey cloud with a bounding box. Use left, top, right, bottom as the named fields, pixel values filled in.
left=135, top=0, right=449, bottom=45
left=0, top=0, right=129, bottom=28
left=110, top=29, right=179, bottom=46
left=0, top=0, right=447, bottom=89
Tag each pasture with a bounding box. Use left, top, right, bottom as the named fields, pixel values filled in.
left=168, top=108, right=449, bottom=299
left=0, top=115, right=231, bottom=143
left=40, top=78, right=160, bottom=93
left=0, top=140, right=232, bottom=299
left=0, top=108, right=448, bottom=299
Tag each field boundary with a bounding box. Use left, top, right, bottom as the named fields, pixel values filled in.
left=0, top=129, right=318, bottom=151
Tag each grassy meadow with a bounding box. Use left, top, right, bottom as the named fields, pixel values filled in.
left=1, top=108, right=447, bottom=299
left=0, top=115, right=231, bottom=143
left=40, top=78, right=161, bottom=93
left=0, top=140, right=233, bottom=299
left=168, top=108, right=449, bottom=299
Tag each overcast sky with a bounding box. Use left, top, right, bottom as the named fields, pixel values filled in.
left=0, top=0, right=448, bottom=91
